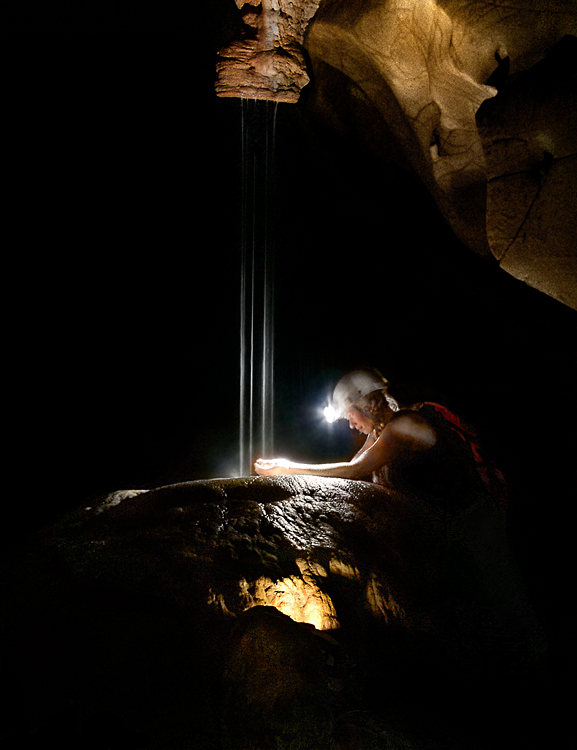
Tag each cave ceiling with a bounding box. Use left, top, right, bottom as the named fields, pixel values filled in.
left=217, top=0, right=577, bottom=310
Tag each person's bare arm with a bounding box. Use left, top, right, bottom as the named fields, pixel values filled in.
left=254, top=413, right=437, bottom=479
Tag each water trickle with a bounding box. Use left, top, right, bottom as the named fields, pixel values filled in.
left=239, top=99, right=278, bottom=476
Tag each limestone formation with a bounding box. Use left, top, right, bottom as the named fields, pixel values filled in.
left=477, top=36, right=577, bottom=309
left=215, top=0, right=323, bottom=102
left=2, top=475, right=549, bottom=749
left=216, top=0, right=577, bottom=308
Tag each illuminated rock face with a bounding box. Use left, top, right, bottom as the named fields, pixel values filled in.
left=216, top=0, right=577, bottom=308
left=3, top=476, right=546, bottom=748
left=477, top=36, right=577, bottom=307
left=59, top=476, right=427, bottom=632
left=215, top=0, right=323, bottom=102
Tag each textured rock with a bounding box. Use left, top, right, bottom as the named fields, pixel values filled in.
left=304, top=0, right=499, bottom=257
left=216, top=0, right=577, bottom=308
left=222, top=606, right=340, bottom=749
left=47, top=476, right=443, bottom=632
left=215, top=0, right=323, bottom=102
left=478, top=36, right=577, bottom=309
left=1, top=476, right=549, bottom=749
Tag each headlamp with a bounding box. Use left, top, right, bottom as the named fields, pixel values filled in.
left=322, top=368, right=391, bottom=425
left=323, top=404, right=339, bottom=423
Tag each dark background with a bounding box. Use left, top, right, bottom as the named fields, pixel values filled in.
left=4, top=1, right=576, bottom=670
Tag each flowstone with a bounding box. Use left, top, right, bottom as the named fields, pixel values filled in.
left=1, top=475, right=549, bottom=749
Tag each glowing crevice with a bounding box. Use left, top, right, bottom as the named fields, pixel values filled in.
left=238, top=557, right=339, bottom=630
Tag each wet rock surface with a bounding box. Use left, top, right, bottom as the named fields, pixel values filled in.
left=0, top=476, right=561, bottom=749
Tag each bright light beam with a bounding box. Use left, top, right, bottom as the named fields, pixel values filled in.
left=323, top=404, right=339, bottom=423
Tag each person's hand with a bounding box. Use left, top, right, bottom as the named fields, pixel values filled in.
left=254, top=458, right=291, bottom=476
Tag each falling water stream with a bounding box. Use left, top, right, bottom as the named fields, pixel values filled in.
left=239, top=99, right=278, bottom=476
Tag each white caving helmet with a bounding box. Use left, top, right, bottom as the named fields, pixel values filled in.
left=325, top=369, right=392, bottom=422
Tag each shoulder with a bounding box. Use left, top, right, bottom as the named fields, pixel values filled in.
left=385, top=408, right=438, bottom=449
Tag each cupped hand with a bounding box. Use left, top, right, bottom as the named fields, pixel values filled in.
left=254, top=458, right=291, bottom=476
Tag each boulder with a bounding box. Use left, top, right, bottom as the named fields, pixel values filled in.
left=1, top=476, right=552, bottom=749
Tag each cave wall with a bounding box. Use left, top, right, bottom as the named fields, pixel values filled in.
left=217, top=0, right=577, bottom=309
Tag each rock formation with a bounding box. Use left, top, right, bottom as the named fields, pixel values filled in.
left=1, top=476, right=554, bottom=749
left=216, top=0, right=324, bottom=102
left=216, top=0, right=577, bottom=309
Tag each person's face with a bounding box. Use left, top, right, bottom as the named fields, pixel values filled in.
left=346, top=406, right=374, bottom=435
